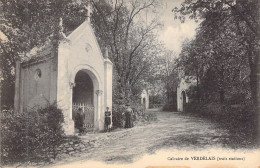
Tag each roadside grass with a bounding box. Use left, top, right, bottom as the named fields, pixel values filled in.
left=134, top=111, right=158, bottom=126
left=180, top=104, right=259, bottom=149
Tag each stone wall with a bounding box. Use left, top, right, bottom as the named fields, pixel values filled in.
left=177, top=78, right=196, bottom=112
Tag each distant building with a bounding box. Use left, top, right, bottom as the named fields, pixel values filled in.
left=177, top=77, right=196, bottom=112
left=14, top=18, right=113, bottom=135
left=141, top=89, right=149, bottom=109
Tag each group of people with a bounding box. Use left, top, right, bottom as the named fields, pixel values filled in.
left=73, top=104, right=135, bottom=133
left=104, top=104, right=134, bottom=132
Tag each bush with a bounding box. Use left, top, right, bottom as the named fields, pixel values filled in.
left=112, top=104, right=125, bottom=128
left=1, top=103, right=65, bottom=164
left=112, top=103, right=147, bottom=128
left=131, top=103, right=145, bottom=116
left=135, top=113, right=157, bottom=123
left=133, top=107, right=157, bottom=126
left=183, top=101, right=258, bottom=147
left=162, top=104, right=176, bottom=111
left=149, top=104, right=163, bottom=109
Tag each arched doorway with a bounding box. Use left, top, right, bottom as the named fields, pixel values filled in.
left=143, top=98, right=146, bottom=109
left=182, top=91, right=186, bottom=112
left=72, top=70, right=95, bottom=132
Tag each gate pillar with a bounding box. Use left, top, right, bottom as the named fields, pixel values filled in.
left=95, top=90, right=103, bottom=130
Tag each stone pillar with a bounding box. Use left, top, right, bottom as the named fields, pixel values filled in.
left=177, top=87, right=180, bottom=111
left=14, top=60, right=21, bottom=113
left=69, top=82, right=75, bottom=119
left=95, top=90, right=103, bottom=131
left=62, top=82, right=75, bottom=136
left=104, top=56, right=113, bottom=128
left=86, top=5, right=92, bottom=22
left=57, top=39, right=74, bottom=135
left=146, top=90, right=149, bottom=109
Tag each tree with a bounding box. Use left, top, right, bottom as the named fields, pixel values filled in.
left=91, top=0, right=163, bottom=103
left=173, top=0, right=260, bottom=106
left=173, top=1, right=259, bottom=145
left=0, top=0, right=89, bottom=108
left=1, top=0, right=166, bottom=108
left=154, top=50, right=178, bottom=104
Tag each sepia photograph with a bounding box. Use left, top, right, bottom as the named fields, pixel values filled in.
left=0, top=0, right=260, bottom=167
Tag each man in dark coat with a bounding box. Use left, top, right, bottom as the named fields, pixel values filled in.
left=75, top=108, right=85, bottom=133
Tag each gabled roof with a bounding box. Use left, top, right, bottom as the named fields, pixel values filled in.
left=21, top=41, right=53, bottom=65
left=66, top=20, right=104, bottom=60
left=22, top=19, right=104, bottom=65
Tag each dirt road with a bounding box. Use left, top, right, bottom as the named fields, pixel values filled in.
left=48, top=108, right=229, bottom=167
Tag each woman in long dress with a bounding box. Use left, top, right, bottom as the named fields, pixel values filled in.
left=125, top=104, right=133, bottom=128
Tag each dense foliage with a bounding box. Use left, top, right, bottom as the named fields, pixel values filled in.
left=0, top=0, right=169, bottom=109
left=91, top=0, right=165, bottom=104
left=174, top=0, right=260, bottom=145
left=0, top=0, right=87, bottom=109
left=112, top=104, right=126, bottom=128
left=174, top=0, right=259, bottom=106
left=1, top=104, right=65, bottom=163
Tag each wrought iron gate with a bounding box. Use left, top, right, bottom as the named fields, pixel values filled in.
left=72, top=103, right=94, bottom=131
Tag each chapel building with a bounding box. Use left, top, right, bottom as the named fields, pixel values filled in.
left=14, top=17, right=113, bottom=135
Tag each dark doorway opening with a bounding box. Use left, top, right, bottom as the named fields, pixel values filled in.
left=182, top=91, right=186, bottom=112
left=72, top=70, right=94, bottom=133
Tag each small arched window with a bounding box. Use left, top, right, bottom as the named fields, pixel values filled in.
left=35, top=69, right=42, bottom=80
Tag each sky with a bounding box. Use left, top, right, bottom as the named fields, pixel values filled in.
left=155, top=0, right=199, bottom=55
left=0, top=0, right=199, bottom=56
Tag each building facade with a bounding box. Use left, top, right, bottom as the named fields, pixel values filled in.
left=141, top=89, right=149, bottom=109
left=177, top=77, right=196, bottom=112
left=14, top=19, right=113, bottom=135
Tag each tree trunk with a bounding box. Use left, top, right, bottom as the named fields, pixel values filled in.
left=219, top=89, right=225, bottom=104
left=219, top=66, right=225, bottom=105
left=196, top=73, right=200, bottom=103
left=249, top=60, right=258, bottom=106
left=257, top=44, right=260, bottom=145
left=247, top=47, right=258, bottom=106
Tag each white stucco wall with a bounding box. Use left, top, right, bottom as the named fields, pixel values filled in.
left=177, top=77, right=196, bottom=112
left=141, top=89, right=149, bottom=109
left=18, top=57, right=57, bottom=113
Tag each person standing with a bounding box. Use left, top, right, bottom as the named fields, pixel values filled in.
left=75, top=108, right=85, bottom=134
left=125, top=104, right=133, bottom=128
left=105, top=107, right=111, bottom=132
